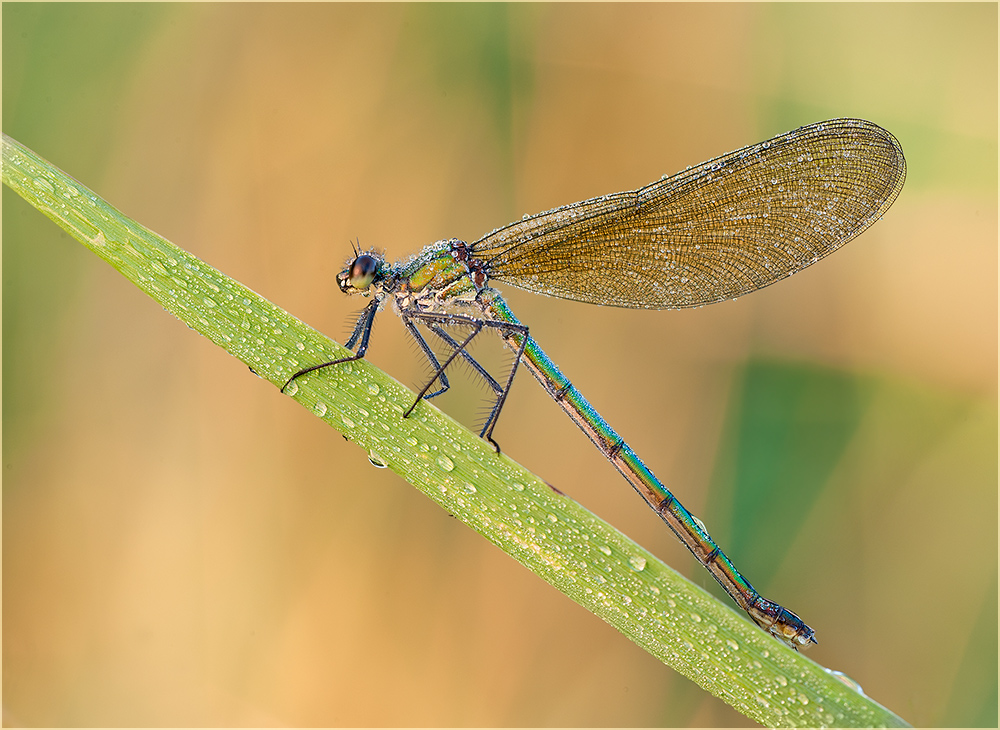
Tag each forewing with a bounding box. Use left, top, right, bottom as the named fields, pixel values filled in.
left=471, top=118, right=906, bottom=309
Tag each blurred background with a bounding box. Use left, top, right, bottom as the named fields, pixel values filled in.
left=3, top=4, right=995, bottom=726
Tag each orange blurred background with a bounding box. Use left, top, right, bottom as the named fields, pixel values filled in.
left=3, top=4, right=996, bottom=726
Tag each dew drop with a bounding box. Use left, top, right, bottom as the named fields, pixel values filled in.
left=368, top=452, right=387, bottom=468
left=827, top=669, right=866, bottom=695
left=284, top=381, right=299, bottom=396
left=510, top=482, right=525, bottom=492
left=367, top=382, right=380, bottom=395
left=313, top=402, right=328, bottom=417
left=628, top=555, right=647, bottom=571
left=437, top=455, right=455, bottom=472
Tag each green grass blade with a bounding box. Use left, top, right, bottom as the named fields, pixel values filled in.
left=2, top=132, right=909, bottom=728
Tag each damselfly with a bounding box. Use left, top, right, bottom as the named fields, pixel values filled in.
left=284, top=118, right=906, bottom=649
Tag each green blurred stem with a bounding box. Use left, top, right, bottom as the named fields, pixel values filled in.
left=2, top=133, right=908, bottom=728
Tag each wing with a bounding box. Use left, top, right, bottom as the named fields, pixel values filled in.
left=471, top=118, right=906, bottom=309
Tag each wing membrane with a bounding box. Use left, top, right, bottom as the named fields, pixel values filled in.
left=471, top=118, right=906, bottom=309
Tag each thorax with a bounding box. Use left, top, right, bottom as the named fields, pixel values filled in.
left=391, top=238, right=488, bottom=314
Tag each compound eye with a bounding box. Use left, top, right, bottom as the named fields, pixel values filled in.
left=350, top=254, right=379, bottom=289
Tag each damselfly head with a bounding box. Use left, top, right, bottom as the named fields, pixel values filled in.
left=337, top=252, right=382, bottom=294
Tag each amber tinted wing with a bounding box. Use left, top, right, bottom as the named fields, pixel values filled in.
left=471, top=118, right=905, bottom=309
